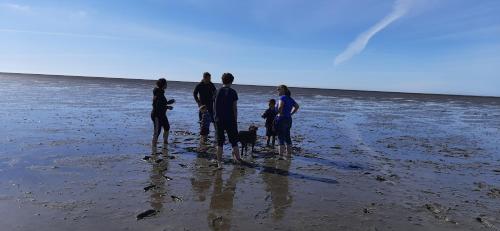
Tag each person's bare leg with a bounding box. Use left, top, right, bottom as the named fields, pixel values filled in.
left=285, top=144, right=293, bottom=157
left=162, top=146, right=169, bottom=156
left=152, top=118, right=160, bottom=154
left=216, top=146, right=223, bottom=169
left=279, top=145, right=286, bottom=160
left=152, top=138, right=158, bottom=154
left=163, top=130, right=169, bottom=145
left=198, top=135, right=207, bottom=152
left=232, top=145, right=242, bottom=163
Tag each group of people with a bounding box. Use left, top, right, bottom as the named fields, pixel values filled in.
left=151, top=72, right=299, bottom=168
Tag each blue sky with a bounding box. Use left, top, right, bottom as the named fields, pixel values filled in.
left=1, top=0, right=499, bottom=96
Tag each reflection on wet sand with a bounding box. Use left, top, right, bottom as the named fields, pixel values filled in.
left=207, top=166, right=246, bottom=231
left=190, top=156, right=214, bottom=202
left=262, top=159, right=293, bottom=220
left=148, top=148, right=169, bottom=212
left=3, top=74, right=500, bottom=230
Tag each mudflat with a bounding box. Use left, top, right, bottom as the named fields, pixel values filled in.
left=0, top=73, right=499, bottom=231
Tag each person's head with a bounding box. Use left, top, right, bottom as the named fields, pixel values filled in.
left=221, top=73, right=234, bottom=86
left=268, top=99, right=276, bottom=108
left=202, top=72, right=211, bottom=83
left=277, top=85, right=291, bottom=96
left=156, top=78, right=167, bottom=90
left=199, top=105, right=207, bottom=113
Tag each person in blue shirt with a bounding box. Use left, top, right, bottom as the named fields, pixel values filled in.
left=275, top=85, right=299, bottom=159
left=151, top=78, right=175, bottom=153
left=214, top=73, right=241, bottom=168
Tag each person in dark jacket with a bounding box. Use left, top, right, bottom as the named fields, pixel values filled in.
left=261, top=99, right=277, bottom=147
left=193, top=72, right=217, bottom=122
left=151, top=78, right=175, bottom=153
left=214, top=73, right=241, bottom=168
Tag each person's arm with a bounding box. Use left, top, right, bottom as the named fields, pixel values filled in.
left=211, top=84, right=217, bottom=104
left=233, top=91, right=238, bottom=123
left=291, top=102, right=299, bottom=115
left=211, top=83, right=217, bottom=96
left=152, top=89, right=158, bottom=109
left=233, top=101, right=238, bottom=123
left=277, top=99, right=284, bottom=116
left=166, top=97, right=174, bottom=110
left=262, top=110, right=268, bottom=119
left=193, top=85, right=201, bottom=106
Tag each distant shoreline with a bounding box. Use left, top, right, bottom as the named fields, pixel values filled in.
left=1, top=71, right=499, bottom=100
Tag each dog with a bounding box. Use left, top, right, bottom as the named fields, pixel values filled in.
left=238, top=125, right=258, bottom=155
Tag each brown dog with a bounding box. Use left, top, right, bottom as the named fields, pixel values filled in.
left=238, top=125, right=258, bottom=155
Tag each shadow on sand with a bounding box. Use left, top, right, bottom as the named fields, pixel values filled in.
left=185, top=146, right=338, bottom=185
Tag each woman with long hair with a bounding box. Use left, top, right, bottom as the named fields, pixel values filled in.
left=275, top=85, right=299, bottom=159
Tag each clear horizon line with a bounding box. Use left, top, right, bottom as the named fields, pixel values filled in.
left=1, top=71, right=499, bottom=99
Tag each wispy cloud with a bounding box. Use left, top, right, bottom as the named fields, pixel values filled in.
left=1, top=3, right=90, bottom=19
left=0, top=28, right=124, bottom=40
left=0, top=3, right=30, bottom=12
left=334, top=0, right=414, bottom=66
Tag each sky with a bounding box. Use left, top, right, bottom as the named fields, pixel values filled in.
left=0, top=0, right=499, bottom=96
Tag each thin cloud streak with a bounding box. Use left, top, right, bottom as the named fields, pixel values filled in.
left=334, top=0, right=414, bottom=66
left=0, top=28, right=126, bottom=40
left=0, top=3, right=30, bottom=11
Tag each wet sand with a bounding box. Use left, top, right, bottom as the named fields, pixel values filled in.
left=1, top=73, right=499, bottom=231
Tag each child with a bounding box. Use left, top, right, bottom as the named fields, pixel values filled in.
left=199, top=105, right=211, bottom=145
left=262, top=99, right=277, bottom=147
left=151, top=78, right=175, bottom=154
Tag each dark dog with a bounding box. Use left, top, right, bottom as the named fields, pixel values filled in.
left=238, top=125, right=258, bottom=155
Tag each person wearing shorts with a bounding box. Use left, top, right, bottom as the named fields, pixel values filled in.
left=214, top=73, right=241, bottom=168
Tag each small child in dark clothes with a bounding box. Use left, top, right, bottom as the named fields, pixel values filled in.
left=262, top=99, right=277, bottom=147
left=199, top=105, right=211, bottom=144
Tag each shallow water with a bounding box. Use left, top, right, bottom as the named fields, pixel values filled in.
left=1, top=73, right=500, bottom=230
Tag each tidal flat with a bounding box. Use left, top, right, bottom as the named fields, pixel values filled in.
left=1, top=73, right=499, bottom=230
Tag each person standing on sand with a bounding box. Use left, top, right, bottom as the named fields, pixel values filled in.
left=193, top=72, right=217, bottom=122
left=262, top=99, right=278, bottom=147
left=275, top=85, right=299, bottom=159
left=198, top=105, right=211, bottom=149
left=151, top=78, right=175, bottom=154
left=214, top=73, right=241, bottom=168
